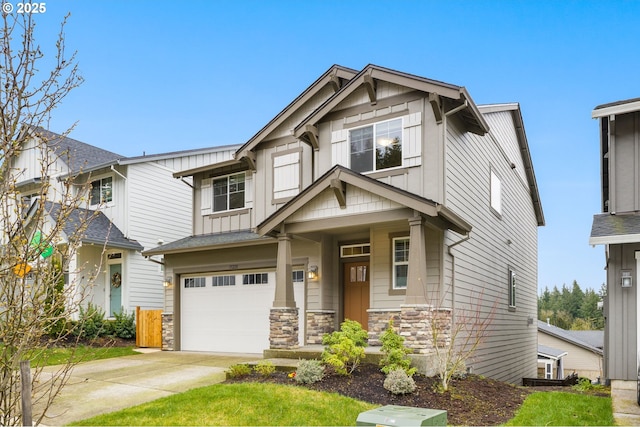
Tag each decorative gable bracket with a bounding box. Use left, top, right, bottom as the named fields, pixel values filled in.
left=330, top=178, right=346, bottom=208
left=363, top=74, right=377, bottom=105
left=429, top=93, right=442, bottom=124
left=296, top=124, right=319, bottom=150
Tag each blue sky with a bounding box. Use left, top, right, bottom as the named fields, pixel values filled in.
left=30, top=0, right=640, bottom=292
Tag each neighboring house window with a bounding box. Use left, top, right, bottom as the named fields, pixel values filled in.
left=212, top=275, right=236, bottom=287
left=213, top=173, right=245, bottom=212
left=292, top=270, right=304, bottom=283
left=508, top=268, right=516, bottom=308
left=350, top=118, right=402, bottom=173
left=90, top=176, right=113, bottom=205
left=393, top=237, right=409, bottom=290
left=184, top=277, right=206, bottom=288
left=243, top=273, right=268, bottom=285
left=490, top=169, right=502, bottom=215
left=273, top=150, right=301, bottom=200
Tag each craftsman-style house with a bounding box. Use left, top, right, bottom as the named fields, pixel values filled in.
left=144, top=64, right=544, bottom=384
left=590, top=97, right=640, bottom=389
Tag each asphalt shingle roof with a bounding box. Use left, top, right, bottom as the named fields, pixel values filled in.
left=538, top=320, right=603, bottom=355
left=143, top=230, right=275, bottom=255
left=590, top=212, right=640, bottom=240
left=46, top=202, right=143, bottom=251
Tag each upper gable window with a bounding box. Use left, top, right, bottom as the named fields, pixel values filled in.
left=350, top=118, right=402, bottom=173
left=90, top=176, right=113, bottom=205
left=213, top=173, right=245, bottom=212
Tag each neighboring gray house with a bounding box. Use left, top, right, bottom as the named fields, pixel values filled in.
left=145, top=64, right=544, bottom=384
left=8, top=126, right=238, bottom=317
left=538, top=320, right=603, bottom=381
left=590, top=97, right=640, bottom=389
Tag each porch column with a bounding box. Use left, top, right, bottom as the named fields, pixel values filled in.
left=405, top=214, right=429, bottom=305
left=273, top=233, right=295, bottom=307
left=270, top=232, right=299, bottom=349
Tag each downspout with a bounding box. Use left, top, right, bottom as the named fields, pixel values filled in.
left=447, top=232, right=470, bottom=326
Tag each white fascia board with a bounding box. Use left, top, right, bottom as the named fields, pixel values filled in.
left=589, top=233, right=640, bottom=245
left=592, top=100, right=640, bottom=119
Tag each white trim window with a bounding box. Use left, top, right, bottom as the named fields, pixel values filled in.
left=90, top=176, right=113, bottom=205
left=508, top=268, right=516, bottom=308
left=490, top=169, right=502, bottom=215
left=350, top=118, right=402, bottom=173
left=393, top=237, right=409, bottom=290
left=212, top=173, right=245, bottom=213
left=292, top=270, right=305, bottom=283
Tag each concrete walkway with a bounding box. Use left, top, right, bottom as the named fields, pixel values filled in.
left=36, top=349, right=260, bottom=426
left=612, top=380, right=640, bottom=426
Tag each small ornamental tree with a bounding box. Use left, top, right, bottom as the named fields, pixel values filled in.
left=321, top=319, right=368, bottom=375
left=379, top=319, right=416, bottom=376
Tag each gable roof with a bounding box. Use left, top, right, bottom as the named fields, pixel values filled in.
left=44, top=202, right=143, bottom=251
left=142, top=230, right=275, bottom=256
left=257, top=164, right=472, bottom=237
left=29, top=126, right=123, bottom=173
left=235, top=64, right=358, bottom=156
left=538, top=344, right=568, bottom=360
left=294, top=64, right=490, bottom=138
left=538, top=320, right=603, bottom=355
left=478, top=103, right=545, bottom=226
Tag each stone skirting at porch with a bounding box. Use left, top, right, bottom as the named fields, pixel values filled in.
left=365, top=305, right=452, bottom=354
left=269, top=307, right=299, bottom=349
left=306, top=310, right=336, bottom=344
left=161, top=312, right=174, bottom=351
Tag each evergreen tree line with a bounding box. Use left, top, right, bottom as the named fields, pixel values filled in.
left=538, top=280, right=605, bottom=330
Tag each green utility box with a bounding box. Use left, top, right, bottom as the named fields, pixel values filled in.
left=356, top=405, right=447, bottom=426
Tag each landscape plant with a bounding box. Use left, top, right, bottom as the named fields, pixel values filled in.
left=225, top=363, right=252, bottom=378
left=321, top=319, right=368, bottom=375
left=294, top=359, right=325, bottom=384
left=383, top=368, right=417, bottom=395
left=379, top=319, right=416, bottom=376
left=253, top=360, right=275, bottom=377
left=111, top=309, right=136, bottom=340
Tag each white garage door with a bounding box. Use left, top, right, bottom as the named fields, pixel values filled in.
left=180, top=270, right=305, bottom=353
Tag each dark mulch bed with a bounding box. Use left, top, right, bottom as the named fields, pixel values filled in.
left=227, top=363, right=533, bottom=426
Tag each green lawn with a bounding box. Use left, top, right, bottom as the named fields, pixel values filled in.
left=69, top=382, right=615, bottom=427
left=36, top=345, right=139, bottom=366
left=69, top=382, right=377, bottom=426
left=505, top=391, right=614, bottom=426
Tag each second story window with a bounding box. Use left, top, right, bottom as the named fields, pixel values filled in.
left=213, top=173, right=245, bottom=212
left=350, top=118, right=402, bottom=173
left=90, top=176, right=112, bottom=205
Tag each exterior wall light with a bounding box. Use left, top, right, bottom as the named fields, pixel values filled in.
left=307, top=265, right=318, bottom=280
left=621, top=270, right=633, bottom=288
left=163, top=276, right=173, bottom=288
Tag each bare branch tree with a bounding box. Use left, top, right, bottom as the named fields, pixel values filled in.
left=0, top=6, right=105, bottom=426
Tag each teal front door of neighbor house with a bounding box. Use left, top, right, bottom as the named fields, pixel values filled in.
left=109, top=263, right=122, bottom=317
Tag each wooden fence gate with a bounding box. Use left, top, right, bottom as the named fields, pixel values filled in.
left=136, top=307, right=162, bottom=348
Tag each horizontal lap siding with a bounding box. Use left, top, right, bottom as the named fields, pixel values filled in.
left=126, top=163, right=194, bottom=310
left=446, top=112, right=539, bottom=384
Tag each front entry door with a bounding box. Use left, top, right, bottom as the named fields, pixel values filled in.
left=344, top=261, right=370, bottom=330
left=109, top=263, right=122, bottom=317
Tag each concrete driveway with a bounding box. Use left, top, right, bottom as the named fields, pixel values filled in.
left=36, top=349, right=260, bottom=426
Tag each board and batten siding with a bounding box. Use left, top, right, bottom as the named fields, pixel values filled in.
left=610, top=111, right=640, bottom=213
left=605, top=243, right=640, bottom=381
left=444, top=111, right=539, bottom=384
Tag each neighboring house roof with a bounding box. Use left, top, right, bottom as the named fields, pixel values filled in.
left=589, top=212, right=640, bottom=245
left=256, top=164, right=472, bottom=236
left=45, top=202, right=143, bottom=251
left=592, top=97, right=640, bottom=118
left=538, top=320, right=603, bottom=355
left=538, top=344, right=568, bottom=360
left=29, top=126, right=123, bottom=173
left=142, top=230, right=275, bottom=256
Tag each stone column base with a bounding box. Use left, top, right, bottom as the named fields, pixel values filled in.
left=306, top=310, right=335, bottom=344
left=161, top=312, right=174, bottom=351
left=399, top=304, right=452, bottom=354
left=367, top=309, right=401, bottom=346
left=269, top=307, right=299, bottom=349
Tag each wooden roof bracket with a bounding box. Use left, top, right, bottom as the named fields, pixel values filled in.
left=363, top=74, right=377, bottom=105
left=329, top=74, right=342, bottom=92
left=330, top=178, right=346, bottom=208
left=429, top=93, right=442, bottom=124
left=298, top=124, right=319, bottom=150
